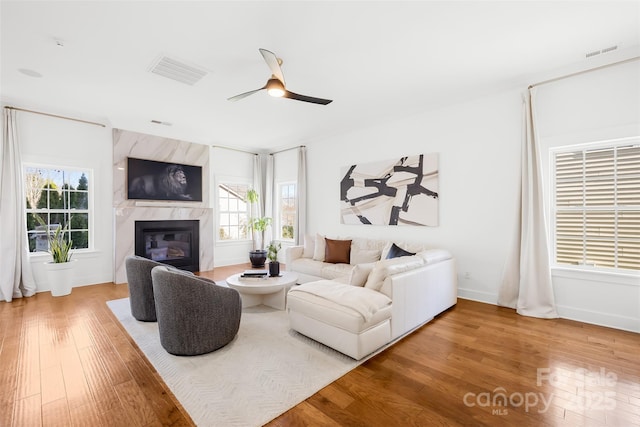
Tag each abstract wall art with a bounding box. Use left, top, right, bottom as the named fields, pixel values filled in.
left=340, top=153, right=439, bottom=226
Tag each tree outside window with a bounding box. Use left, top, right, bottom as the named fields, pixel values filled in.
left=25, top=167, right=90, bottom=253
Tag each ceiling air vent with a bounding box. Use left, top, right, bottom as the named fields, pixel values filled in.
left=148, top=55, right=208, bottom=86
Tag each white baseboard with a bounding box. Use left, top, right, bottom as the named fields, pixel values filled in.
left=457, top=288, right=497, bottom=305
left=456, top=287, right=639, bottom=333
left=555, top=304, right=640, bottom=333
left=214, top=257, right=250, bottom=268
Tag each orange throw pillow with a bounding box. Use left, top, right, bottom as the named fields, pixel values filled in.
left=324, top=238, right=352, bottom=264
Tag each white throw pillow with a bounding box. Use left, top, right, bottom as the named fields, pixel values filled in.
left=379, top=242, right=393, bottom=260
left=348, top=262, right=375, bottom=287
left=312, top=233, right=326, bottom=261
left=364, top=256, right=425, bottom=291
left=350, top=248, right=382, bottom=265
left=303, top=233, right=315, bottom=258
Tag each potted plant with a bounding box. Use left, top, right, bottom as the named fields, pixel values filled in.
left=249, top=216, right=272, bottom=267
left=267, top=241, right=281, bottom=277
left=36, top=215, right=75, bottom=296
left=246, top=189, right=272, bottom=268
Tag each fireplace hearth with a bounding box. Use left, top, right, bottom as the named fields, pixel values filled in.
left=134, top=220, right=199, bottom=272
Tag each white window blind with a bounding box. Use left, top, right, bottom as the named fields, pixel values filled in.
left=553, top=143, right=640, bottom=271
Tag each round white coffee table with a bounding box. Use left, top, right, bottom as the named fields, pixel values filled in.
left=226, top=271, right=299, bottom=310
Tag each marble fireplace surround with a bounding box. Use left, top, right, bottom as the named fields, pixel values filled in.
left=113, top=129, right=213, bottom=284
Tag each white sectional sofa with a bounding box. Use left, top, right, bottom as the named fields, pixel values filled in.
left=285, top=234, right=457, bottom=360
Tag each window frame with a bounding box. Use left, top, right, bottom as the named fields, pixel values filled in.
left=216, top=179, right=251, bottom=244
left=277, top=181, right=296, bottom=242
left=24, top=164, right=93, bottom=255
left=549, top=138, right=640, bottom=275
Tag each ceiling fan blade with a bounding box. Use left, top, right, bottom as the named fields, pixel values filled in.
left=227, top=86, right=265, bottom=102
left=283, top=90, right=333, bottom=105
left=259, top=48, right=285, bottom=84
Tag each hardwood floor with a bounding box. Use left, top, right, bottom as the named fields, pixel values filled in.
left=1, top=264, right=638, bottom=426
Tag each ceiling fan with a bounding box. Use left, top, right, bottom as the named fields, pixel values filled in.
left=228, top=48, right=333, bottom=105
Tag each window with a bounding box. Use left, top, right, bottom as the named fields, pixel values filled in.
left=25, top=166, right=91, bottom=253
left=552, top=142, right=640, bottom=272
left=278, top=182, right=296, bottom=240
left=218, top=183, right=249, bottom=241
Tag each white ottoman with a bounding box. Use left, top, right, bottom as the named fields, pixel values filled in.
left=287, top=280, right=392, bottom=360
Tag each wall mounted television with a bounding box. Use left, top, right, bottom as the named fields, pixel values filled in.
left=127, top=157, right=203, bottom=202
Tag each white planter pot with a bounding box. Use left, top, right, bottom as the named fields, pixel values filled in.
left=44, top=259, right=76, bottom=297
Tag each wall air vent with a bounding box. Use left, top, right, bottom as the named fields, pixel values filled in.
left=585, top=45, right=618, bottom=59
left=148, top=55, right=208, bottom=86
left=151, top=119, right=172, bottom=126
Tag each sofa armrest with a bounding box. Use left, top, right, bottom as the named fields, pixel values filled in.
left=386, top=258, right=457, bottom=339
left=285, top=245, right=304, bottom=265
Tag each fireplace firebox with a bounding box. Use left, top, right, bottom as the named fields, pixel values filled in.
left=134, top=220, right=199, bottom=272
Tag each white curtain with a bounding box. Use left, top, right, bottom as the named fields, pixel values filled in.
left=0, top=108, right=36, bottom=302
left=264, top=154, right=274, bottom=245
left=252, top=154, right=262, bottom=218
left=498, top=88, right=558, bottom=319
left=295, top=146, right=307, bottom=245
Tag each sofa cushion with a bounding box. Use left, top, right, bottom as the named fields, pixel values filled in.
left=348, top=262, right=375, bottom=287
left=289, top=258, right=326, bottom=277
left=313, top=233, right=326, bottom=261
left=289, top=280, right=391, bottom=323
left=287, top=287, right=392, bottom=334
left=325, top=238, right=352, bottom=264
left=321, top=262, right=355, bottom=280
left=385, top=243, right=416, bottom=259
left=303, top=233, right=315, bottom=258
left=364, top=256, right=425, bottom=291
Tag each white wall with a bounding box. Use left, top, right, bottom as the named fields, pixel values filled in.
left=305, top=88, right=522, bottom=303
left=16, top=111, right=114, bottom=291
left=305, top=59, right=640, bottom=332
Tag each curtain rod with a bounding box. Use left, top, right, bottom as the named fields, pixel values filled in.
left=529, top=56, right=640, bottom=89
left=211, top=145, right=257, bottom=155
left=270, top=145, right=305, bottom=155
left=4, top=106, right=106, bottom=127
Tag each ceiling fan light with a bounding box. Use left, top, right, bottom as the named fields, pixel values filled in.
left=267, top=88, right=285, bottom=97
left=266, top=78, right=285, bottom=97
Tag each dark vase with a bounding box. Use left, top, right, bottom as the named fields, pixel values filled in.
left=249, top=250, right=267, bottom=268
left=269, top=261, right=280, bottom=277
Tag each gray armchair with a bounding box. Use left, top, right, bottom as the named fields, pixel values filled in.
left=125, top=255, right=165, bottom=322
left=151, top=265, right=242, bottom=356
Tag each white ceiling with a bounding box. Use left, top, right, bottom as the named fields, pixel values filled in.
left=1, top=1, right=639, bottom=152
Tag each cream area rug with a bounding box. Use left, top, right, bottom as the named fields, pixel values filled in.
left=107, top=297, right=362, bottom=427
